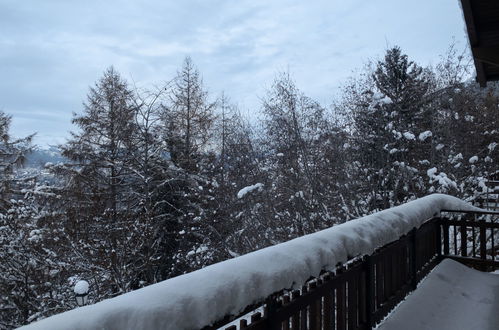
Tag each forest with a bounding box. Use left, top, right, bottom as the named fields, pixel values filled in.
left=1, top=45, right=498, bottom=328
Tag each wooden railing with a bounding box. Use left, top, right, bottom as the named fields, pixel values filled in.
left=207, top=210, right=499, bottom=330
left=440, top=210, right=499, bottom=271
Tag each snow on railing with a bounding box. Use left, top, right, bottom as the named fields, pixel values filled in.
left=21, top=194, right=482, bottom=330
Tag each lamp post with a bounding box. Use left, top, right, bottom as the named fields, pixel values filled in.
left=74, top=280, right=89, bottom=307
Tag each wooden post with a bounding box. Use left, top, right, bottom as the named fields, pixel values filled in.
left=347, top=272, right=358, bottom=330
left=300, top=285, right=308, bottom=330
left=460, top=223, right=468, bottom=257
left=265, top=296, right=280, bottom=330
left=323, top=274, right=333, bottom=330
left=410, top=227, right=418, bottom=290
left=436, top=219, right=442, bottom=259
left=309, top=281, right=318, bottom=330
left=290, top=290, right=300, bottom=330
left=479, top=220, right=487, bottom=271
left=365, top=255, right=374, bottom=329
left=443, top=220, right=450, bottom=256
left=282, top=295, right=290, bottom=330
left=336, top=267, right=346, bottom=330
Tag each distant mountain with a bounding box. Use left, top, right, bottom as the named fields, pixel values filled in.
left=25, top=145, right=66, bottom=168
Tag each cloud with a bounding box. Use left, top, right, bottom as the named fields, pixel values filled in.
left=0, top=0, right=468, bottom=145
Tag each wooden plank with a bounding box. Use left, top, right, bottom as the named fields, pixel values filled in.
left=443, top=223, right=450, bottom=255
left=480, top=221, right=487, bottom=271
left=375, top=258, right=384, bottom=309
left=282, top=295, right=290, bottom=330
left=365, top=256, right=374, bottom=329
left=441, top=209, right=499, bottom=215
left=299, top=285, right=307, bottom=330
left=461, top=224, right=468, bottom=257
left=385, top=251, right=393, bottom=299
left=442, top=255, right=499, bottom=269
left=410, top=228, right=418, bottom=290
left=308, top=282, right=318, bottom=330
left=347, top=272, right=358, bottom=330
left=441, top=219, right=499, bottom=229
left=337, top=269, right=346, bottom=330
left=323, top=275, right=333, bottom=330
left=290, top=291, right=300, bottom=330
left=436, top=220, right=442, bottom=258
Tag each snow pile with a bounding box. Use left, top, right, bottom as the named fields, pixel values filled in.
left=418, top=130, right=432, bottom=141
left=370, top=92, right=392, bottom=108
left=427, top=168, right=457, bottom=190
left=74, top=280, right=89, bottom=295
left=378, top=259, right=499, bottom=330
left=469, top=156, right=479, bottom=164
left=402, top=132, right=415, bottom=140
left=21, top=194, right=482, bottom=330
left=237, top=183, right=263, bottom=199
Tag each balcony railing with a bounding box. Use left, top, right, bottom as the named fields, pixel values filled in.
left=209, top=210, right=499, bottom=330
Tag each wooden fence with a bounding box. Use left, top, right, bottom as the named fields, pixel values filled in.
left=205, top=210, right=499, bottom=330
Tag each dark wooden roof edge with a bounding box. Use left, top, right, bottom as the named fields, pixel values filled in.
left=460, top=0, right=488, bottom=87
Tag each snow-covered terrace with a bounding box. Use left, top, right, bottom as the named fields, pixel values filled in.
left=21, top=194, right=498, bottom=330
left=378, top=259, right=499, bottom=330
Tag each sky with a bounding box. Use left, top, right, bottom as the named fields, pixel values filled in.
left=0, top=0, right=470, bottom=146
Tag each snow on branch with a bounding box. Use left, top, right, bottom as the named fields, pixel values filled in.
left=21, top=194, right=482, bottom=330
left=237, top=183, right=263, bottom=199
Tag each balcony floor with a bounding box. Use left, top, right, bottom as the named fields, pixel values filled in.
left=378, top=259, right=499, bottom=330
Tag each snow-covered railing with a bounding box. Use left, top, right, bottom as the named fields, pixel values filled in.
left=21, top=194, right=482, bottom=330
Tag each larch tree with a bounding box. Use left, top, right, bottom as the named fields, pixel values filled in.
left=163, top=56, right=216, bottom=173
left=58, top=67, right=140, bottom=296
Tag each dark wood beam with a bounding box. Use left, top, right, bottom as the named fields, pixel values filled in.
left=472, top=46, right=499, bottom=67
left=460, top=0, right=488, bottom=87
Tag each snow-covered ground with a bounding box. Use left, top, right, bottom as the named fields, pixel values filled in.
left=21, top=194, right=482, bottom=330
left=377, top=259, right=499, bottom=330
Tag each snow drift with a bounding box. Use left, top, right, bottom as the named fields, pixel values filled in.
left=21, top=194, right=482, bottom=330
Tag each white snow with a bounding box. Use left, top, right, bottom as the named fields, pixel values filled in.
left=427, top=167, right=438, bottom=177
left=21, top=194, right=483, bottom=330
left=469, top=156, right=479, bottom=164
left=237, top=183, right=263, bottom=199
left=427, top=168, right=457, bottom=190
left=73, top=280, right=89, bottom=295
left=402, top=132, right=415, bottom=140
left=436, top=143, right=445, bottom=151
left=418, top=130, right=432, bottom=141
left=392, top=130, right=402, bottom=139
left=370, top=92, right=393, bottom=108
left=378, top=259, right=499, bottom=330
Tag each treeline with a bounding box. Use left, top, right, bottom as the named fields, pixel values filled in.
left=1, top=46, right=498, bottom=328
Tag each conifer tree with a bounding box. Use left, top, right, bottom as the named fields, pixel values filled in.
left=163, top=57, right=216, bottom=172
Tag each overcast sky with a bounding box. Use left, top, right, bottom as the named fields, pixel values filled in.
left=1, top=0, right=469, bottom=146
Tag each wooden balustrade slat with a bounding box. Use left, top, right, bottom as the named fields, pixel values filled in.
left=290, top=290, right=300, bottom=330
left=300, top=285, right=307, bottom=330
left=337, top=267, right=346, bottom=330
left=321, top=273, right=333, bottom=330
